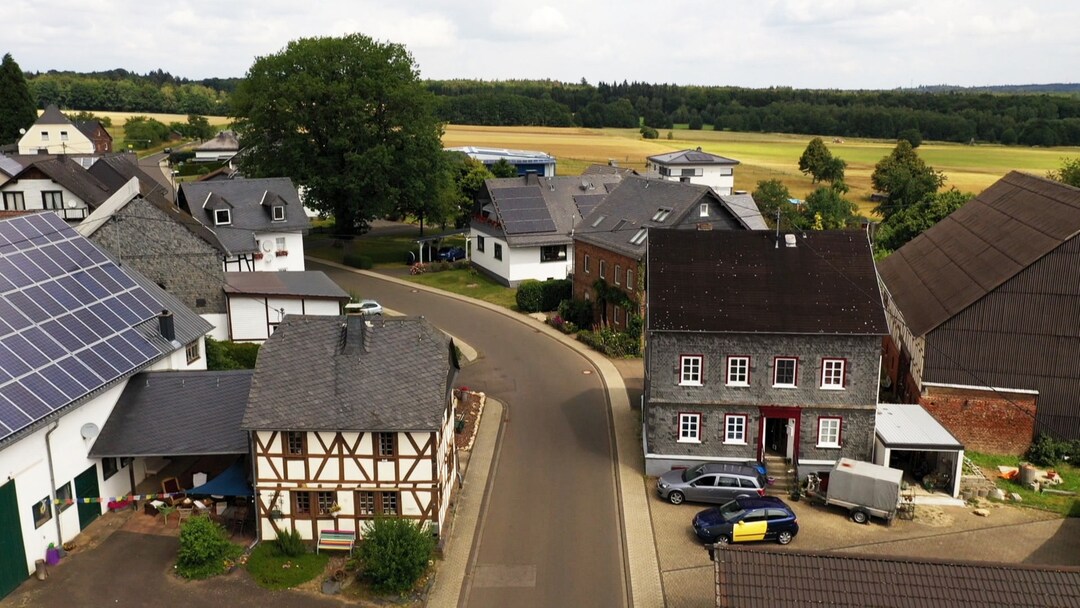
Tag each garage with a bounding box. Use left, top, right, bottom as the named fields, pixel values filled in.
left=873, top=403, right=965, bottom=501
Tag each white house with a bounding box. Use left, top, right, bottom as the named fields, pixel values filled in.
left=446, top=146, right=556, bottom=177
left=17, top=105, right=96, bottom=155
left=0, top=212, right=212, bottom=599
left=645, top=148, right=739, bottom=195
left=179, top=177, right=311, bottom=273
left=223, top=271, right=350, bottom=342
left=0, top=156, right=112, bottom=222
left=470, top=173, right=622, bottom=286
left=242, top=315, right=460, bottom=541
left=193, top=131, right=240, bottom=162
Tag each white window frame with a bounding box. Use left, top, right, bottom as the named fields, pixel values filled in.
left=817, top=417, right=841, bottom=448
left=276, top=237, right=287, bottom=251
left=699, top=202, right=709, bottom=217
left=724, top=414, right=747, bottom=444
left=2, top=192, right=25, bottom=211
left=214, top=208, right=231, bottom=226
left=726, top=356, right=749, bottom=386
left=678, top=413, right=701, bottom=443
left=679, top=355, right=703, bottom=386
left=626, top=268, right=633, bottom=288
left=60, top=131, right=69, bottom=141
left=272, top=205, right=285, bottom=221
left=614, top=305, right=622, bottom=325
left=583, top=253, right=590, bottom=273
left=821, top=358, right=845, bottom=390
left=614, top=264, right=621, bottom=285
left=599, top=259, right=606, bottom=279
left=41, top=131, right=50, bottom=142
left=773, top=357, right=798, bottom=388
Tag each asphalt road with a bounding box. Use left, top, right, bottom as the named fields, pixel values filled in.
left=310, top=261, right=628, bottom=608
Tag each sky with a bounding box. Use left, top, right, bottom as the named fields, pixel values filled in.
left=7, top=0, right=1079, bottom=89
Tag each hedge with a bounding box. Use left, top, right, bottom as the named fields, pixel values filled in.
left=516, top=278, right=572, bottom=312
left=343, top=253, right=374, bottom=269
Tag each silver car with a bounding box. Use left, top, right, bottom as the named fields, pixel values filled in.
left=344, top=299, right=383, bottom=316
left=656, top=463, right=767, bottom=505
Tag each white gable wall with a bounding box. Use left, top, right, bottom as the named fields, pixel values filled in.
left=227, top=296, right=341, bottom=342
left=1, top=179, right=91, bottom=221
left=18, top=127, right=94, bottom=155
left=469, top=228, right=571, bottom=286
left=647, top=163, right=735, bottom=195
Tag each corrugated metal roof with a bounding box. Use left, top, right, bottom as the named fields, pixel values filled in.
left=223, top=271, right=349, bottom=299
left=875, top=403, right=963, bottom=449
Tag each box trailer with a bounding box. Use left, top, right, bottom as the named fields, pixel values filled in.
left=806, top=458, right=903, bottom=524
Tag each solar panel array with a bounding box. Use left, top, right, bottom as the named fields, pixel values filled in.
left=573, top=194, right=606, bottom=218
left=685, top=152, right=716, bottom=162
left=0, top=213, right=164, bottom=442
left=492, top=186, right=557, bottom=235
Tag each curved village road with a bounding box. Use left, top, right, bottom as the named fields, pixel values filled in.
left=310, top=261, right=628, bottom=608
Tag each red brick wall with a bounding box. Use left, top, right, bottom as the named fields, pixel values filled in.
left=919, top=386, right=1037, bottom=455
left=572, top=240, right=639, bottom=329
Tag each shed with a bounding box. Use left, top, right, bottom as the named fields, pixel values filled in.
left=874, top=403, right=964, bottom=499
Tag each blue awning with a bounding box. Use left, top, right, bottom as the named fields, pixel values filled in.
left=187, top=460, right=253, bottom=497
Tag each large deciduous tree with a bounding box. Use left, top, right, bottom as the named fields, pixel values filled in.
left=0, top=53, right=37, bottom=145
left=873, top=188, right=971, bottom=257
left=798, top=137, right=847, bottom=188
left=752, top=179, right=806, bottom=232
left=870, top=140, right=945, bottom=220
left=804, top=186, right=858, bottom=230
left=231, top=34, right=444, bottom=235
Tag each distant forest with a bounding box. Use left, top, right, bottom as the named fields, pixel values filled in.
left=24, top=69, right=1080, bottom=147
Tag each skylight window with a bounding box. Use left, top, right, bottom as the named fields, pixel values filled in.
left=652, top=208, right=672, bottom=222
left=591, top=215, right=607, bottom=227
left=629, top=228, right=648, bottom=245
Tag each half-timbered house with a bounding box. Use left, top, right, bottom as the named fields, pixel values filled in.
left=241, top=315, right=460, bottom=542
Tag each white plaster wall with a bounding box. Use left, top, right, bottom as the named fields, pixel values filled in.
left=201, top=313, right=229, bottom=341
left=647, top=165, right=735, bottom=195
left=18, top=128, right=94, bottom=155
left=254, top=232, right=306, bottom=271
left=145, top=336, right=208, bottom=371
left=507, top=244, right=572, bottom=284
left=1, top=179, right=91, bottom=219
left=469, top=228, right=511, bottom=283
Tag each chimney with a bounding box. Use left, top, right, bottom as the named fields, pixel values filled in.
left=784, top=234, right=797, bottom=248
left=158, top=310, right=175, bottom=341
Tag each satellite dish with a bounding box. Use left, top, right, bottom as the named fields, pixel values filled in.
left=261, top=240, right=273, bottom=253
left=80, top=423, right=99, bottom=440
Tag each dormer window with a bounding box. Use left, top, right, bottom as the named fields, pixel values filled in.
left=272, top=205, right=285, bottom=221
left=214, top=209, right=232, bottom=225
left=651, top=208, right=672, bottom=222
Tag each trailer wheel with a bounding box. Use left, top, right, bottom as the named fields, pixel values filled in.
left=851, top=509, right=869, bottom=524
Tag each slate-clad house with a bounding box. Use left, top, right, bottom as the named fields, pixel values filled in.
left=179, top=177, right=311, bottom=273
left=0, top=212, right=211, bottom=599
left=643, top=229, right=888, bottom=477
left=573, top=176, right=766, bottom=329
left=878, top=171, right=1080, bottom=450
left=242, top=315, right=460, bottom=541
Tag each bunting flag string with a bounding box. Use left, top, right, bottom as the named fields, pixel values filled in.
left=53, top=492, right=185, bottom=506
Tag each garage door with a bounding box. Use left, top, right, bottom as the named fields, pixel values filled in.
left=0, top=479, right=28, bottom=598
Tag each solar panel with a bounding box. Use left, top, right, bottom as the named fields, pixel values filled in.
left=79, top=348, right=122, bottom=382
left=493, top=186, right=542, bottom=199
left=89, top=302, right=127, bottom=332
left=103, top=264, right=138, bottom=290
left=56, top=358, right=100, bottom=390
left=503, top=219, right=557, bottom=235
left=0, top=257, right=31, bottom=289
left=0, top=394, right=31, bottom=431
left=126, top=333, right=160, bottom=359
left=32, top=247, right=65, bottom=276
left=58, top=275, right=94, bottom=303
left=6, top=292, right=50, bottom=324
left=36, top=365, right=83, bottom=400
left=86, top=266, right=121, bottom=292
left=685, top=152, right=714, bottom=162
left=40, top=321, right=82, bottom=352
left=74, top=271, right=110, bottom=299
left=6, top=334, right=48, bottom=369
left=497, top=195, right=548, bottom=211
left=106, top=335, right=144, bottom=366
left=0, top=299, right=29, bottom=331
left=0, top=344, right=32, bottom=377
left=1, top=383, right=51, bottom=419
left=74, top=309, right=110, bottom=339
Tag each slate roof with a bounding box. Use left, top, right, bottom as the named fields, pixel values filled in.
left=576, top=176, right=765, bottom=260
left=720, top=192, right=769, bottom=230
left=711, top=544, right=1080, bottom=607
left=196, top=130, right=240, bottom=152
left=648, top=148, right=740, bottom=166
left=876, top=403, right=963, bottom=449
left=242, top=315, right=457, bottom=432
left=224, top=271, right=350, bottom=300
left=877, top=171, right=1080, bottom=336
left=87, top=154, right=169, bottom=200
left=9, top=156, right=112, bottom=207
left=476, top=173, right=623, bottom=247
left=649, top=229, right=888, bottom=335
left=179, top=177, right=311, bottom=255
left=34, top=104, right=73, bottom=126
left=75, top=121, right=110, bottom=141
left=89, top=370, right=252, bottom=457
left=582, top=163, right=638, bottom=176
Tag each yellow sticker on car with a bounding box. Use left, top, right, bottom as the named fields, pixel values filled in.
left=733, top=520, right=767, bottom=542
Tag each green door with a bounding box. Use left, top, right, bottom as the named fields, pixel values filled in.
left=75, top=465, right=101, bottom=530
left=0, top=479, right=28, bottom=598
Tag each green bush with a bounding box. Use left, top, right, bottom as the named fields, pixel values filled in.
left=273, top=528, right=306, bottom=558
left=343, top=253, right=374, bottom=269
left=1026, top=434, right=1080, bottom=467
left=516, top=280, right=544, bottom=312
left=176, top=515, right=241, bottom=579
left=558, top=299, right=593, bottom=328
left=577, top=327, right=640, bottom=357
left=640, top=126, right=659, bottom=139
left=354, top=517, right=436, bottom=594
left=206, top=337, right=260, bottom=370
left=539, top=279, right=571, bottom=311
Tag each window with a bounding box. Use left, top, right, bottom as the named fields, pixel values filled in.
left=2, top=192, right=25, bottom=211
left=275, top=237, right=286, bottom=251
left=614, top=265, right=622, bottom=285
left=700, top=203, right=709, bottom=217
left=378, top=432, right=395, bottom=457
left=724, top=414, right=747, bottom=444
left=356, top=491, right=376, bottom=516
left=583, top=253, right=590, bottom=273
left=626, top=268, right=633, bottom=288
left=102, top=457, right=119, bottom=480
left=316, top=491, right=336, bottom=515
left=293, top=491, right=311, bottom=516
left=651, top=208, right=672, bottom=222
left=185, top=341, right=201, bottom=364
left=42, top=191, right=63, bottom=210
left=285, top=431, right=305, bottom=455
left=272, top=205, right=285, bottom=221
left=494, top=243, right=502, bottom=261
left=540, top=245, right=566, bottom=262
left=817, top=417, right=841, bottom=448
left=591, top=215, right=606, bottom=227
left=629, top=228, right=647, bottom=245
left=356, top=490, right=401, bottom=517
left=60, top=130, right=69, bottom=141
left=214, top=209, right=231, bottom=225
left=599, top=260, right=606, bottom=279
left=41, top=131, right=49, bottom=142
left=382, top=491, right=399, bottom=515
left=679, top=355, right=702, bottom=386
left=476, top=235, right=485, bottom=252
left=726, top=356, right=749, bottom=386
left=614, top=305, right=622, bottom=325
left=32, top=496, right=52, bottom=529
left=678, top=413, right=701, bottom=443
left=821, top=358, right=845, bottom=389
left=56, top=482, right=73, bottom=512
left=773, top=358, right=797, bottom=387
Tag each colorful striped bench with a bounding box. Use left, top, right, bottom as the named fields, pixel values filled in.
left=316, top=529, right=356, bottom=554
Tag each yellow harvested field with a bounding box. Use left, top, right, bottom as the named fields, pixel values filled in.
left=62, top=111, right=233, bottom=127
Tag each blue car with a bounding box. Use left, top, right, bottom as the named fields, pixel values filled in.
left=692, top=496, right=799, bottom=545
left=438, top=246, right=466, bottom=261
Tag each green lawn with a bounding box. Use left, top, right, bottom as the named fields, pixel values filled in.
left=245, top=542, right=330, bottom=590
left=405, top=267, right=518, bottom=309
left=306, top=226, right=467, bottom=266
left=965, top=452, right=1080, bottom=517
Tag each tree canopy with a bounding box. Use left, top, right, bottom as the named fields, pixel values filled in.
left=0, top=53, right=37, bottom=145
left=870, top=140, right=945, bottom=220
left=752, top=179, right=806, bottom=232
left=231, top=34, right=445, bottom=235
left=873, top=188, right=971, bottom=257
left=798, top=137, right=847, bottom=187
left=804, top=186, right=858, bottom=230
left=1047, top=157, right=1080, bottom=188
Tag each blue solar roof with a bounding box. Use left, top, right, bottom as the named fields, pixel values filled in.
left=0, top=213, right=166, bottom=442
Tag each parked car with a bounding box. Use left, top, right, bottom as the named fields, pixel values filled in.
left=437, top=246, right=466, bottom=261
left=344, top=299, right=383, bottom=316
left=692, top=496, right=799, bottom=545
left=656, top=462, right=767, bottom=505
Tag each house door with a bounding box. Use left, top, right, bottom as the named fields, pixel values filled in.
left=74, top=465, right=101, bottom=530
left=0, top=479, right=28, bottom=598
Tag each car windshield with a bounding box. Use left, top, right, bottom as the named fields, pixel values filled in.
left=718, top=500, right=746, bottom=521
left=681, top=465, right=705, bottom=482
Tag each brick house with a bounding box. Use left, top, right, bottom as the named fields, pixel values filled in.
left=643, top=229, right=888, bottom=477
left=877, top=171, right=1080, bottom=451
left=573, top=176, right=766, bottom=329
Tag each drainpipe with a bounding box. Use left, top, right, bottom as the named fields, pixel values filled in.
left=45, top=421, right=63, bottom=546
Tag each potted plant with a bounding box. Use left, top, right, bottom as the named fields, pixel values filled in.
left=277, top=249, right=289, bottom=256
left=254, top=252, right=264, bottom=260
